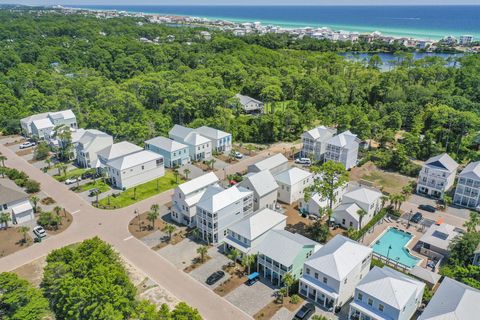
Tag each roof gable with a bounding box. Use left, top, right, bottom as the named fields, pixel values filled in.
left=425, top=153, right=459, bottom=172
left=243, top=170, right=278, bottom=196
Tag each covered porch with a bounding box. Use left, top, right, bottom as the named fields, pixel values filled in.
left=349, top=301, right=386, bottom=320
left=299, top=276, right=338, bottom=312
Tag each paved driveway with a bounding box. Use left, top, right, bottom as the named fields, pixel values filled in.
left=158, top=237, right=201, bottom=269
left=179, top=163, right=204, bottom=180
left=225, top=279, right=276, bottom=316
left=190, top=247, right=231, bottom=289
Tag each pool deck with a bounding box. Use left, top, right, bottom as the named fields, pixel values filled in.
left=360, top=218, right=430, bottom=268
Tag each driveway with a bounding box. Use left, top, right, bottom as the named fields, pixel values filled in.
left=190, top=246, right=231, bottom=289
left=158, top=237, right=201, bottom=269
left=179, top=163, right=204, bottom=180
left=225, top=279, right=276, bottom=316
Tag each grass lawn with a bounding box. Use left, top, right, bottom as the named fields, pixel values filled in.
left=76, top=180, right=110, bottom=193
left=98, top=171, right=183, bottom=209
left=350, top=161, right=413, bottom=194
left=54, top=168, right=88, bottom=182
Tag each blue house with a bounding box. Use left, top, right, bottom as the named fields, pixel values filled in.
left=145, top=136, right=190, bottom=168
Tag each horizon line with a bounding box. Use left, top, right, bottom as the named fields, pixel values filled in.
left=63, top=4, right=480, bottom=6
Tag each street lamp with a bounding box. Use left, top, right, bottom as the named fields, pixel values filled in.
left=386, top=245, right=392, bottom=263
left=135, top=209, right=139, bottom=230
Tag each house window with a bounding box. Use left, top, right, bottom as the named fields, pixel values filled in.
left=306, top=268, right=310, bottom=275
left=349, top=222, right=353, bottom=227
left=379, top=304, right=384, bottom=312
left=357, top=293, right=363, bottom=301
left=368, top=298, right=373, bottom=306
left=344, top=278, right=347, bottom=284
left=141, top=166, right=144, bottom=170
left=323, top=277, right=327, bottom=284
left=314, top=272, right=318, bottom=279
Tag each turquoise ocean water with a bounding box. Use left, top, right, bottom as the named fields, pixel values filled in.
left=68, top=5, right=480, bottom=40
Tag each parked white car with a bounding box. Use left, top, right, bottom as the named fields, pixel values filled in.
left=234, top=151, right=244, bottom=159
left=19, top=141, right=36, bottom=149
left=33, top=226, right=46, bottom=238
left=295, top=158, right=311, bottom=165
left=65, top=177, right=81, bottom=185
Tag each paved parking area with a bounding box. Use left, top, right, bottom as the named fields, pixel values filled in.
left=158, top=237, right=201, bottom=269
left=225, top=279, right=276, bottom=316
left=190, top=247, right=231, bottom=289
left=179, top=163, right=204, bottom=180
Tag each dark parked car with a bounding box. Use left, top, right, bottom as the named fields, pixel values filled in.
left=294, top=303, right=315, bottom=320
left=82, top=171, right=100, bottom=180
left=419, top=204, right=436, bottom=213
left=410, top=212, right=423, bottom=224
left=206, top=271, right=225, bottom=285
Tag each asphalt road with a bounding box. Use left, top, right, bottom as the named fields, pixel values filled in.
left=0, top=142, right=251, bottom=320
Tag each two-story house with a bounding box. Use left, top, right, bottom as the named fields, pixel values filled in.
left=239, top=170, right=279, bottom=211
left=299, top=183, right=347, bottom=216
left=21, top=109, right=77, bottom=139
left=169, top=125, right=212, bottom=161
left=145, top=136, right=190, bottom=168
left=234, top=93, right=264, bottom=114
left=416, top=153, right=459, bottom=198
left=333, top=187, right=383, bottom=230
left=96, top=141, right=143, bottom=168
left=453, top=161, right=480, bottom=210
left=224, top=208, right=287, bottom=257
left=105, top=150, right=164, bottom=190
left=324, top=130, right=360, bottom=170
left=418, top=277, right=480, bottom=320
left=196, top=185, right=253, bottom=244
left=248, top=153, right=289, bottom=176
left=301, top=126, right=337, bottom=160
left=349, top=266, right=425, bottom=320
left=171, top=172, right=219, bottom=227
left=275, top=167, right=314, bottom=204
left=194, top=126, right=232, bottom=153
left=299, top=235, right=372, bottom=311
left=75, top=129, right=113, bottom=168
left=257, top=230, right=321, bottom=286
left=0, top=183, right=34, bottom=226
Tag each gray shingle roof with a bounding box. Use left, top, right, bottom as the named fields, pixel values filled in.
left=235, top=93, right=263, bottom=106
left=425, top=153, right=459, bottom=173
left=0, top=184, right=28, bottom=205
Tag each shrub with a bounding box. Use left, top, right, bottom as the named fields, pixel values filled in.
left=25, top=179, right=40, bottom=193
left=290, top=294, right=300, bottom=304
left=33, top=142, right=50, bottom=160
left=37, top=212, right=61, bottom=230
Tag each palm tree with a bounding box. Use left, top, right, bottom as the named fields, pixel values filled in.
left=228, top=248, right=240, bottom=266
left=0, top=154, right=7, bottom=167
left=197, top=245, right=208, bottom=262
left=45, top=158, right=52, bottom=169
left=0, top=213, right=11, bottom=229
left=18, top=226, right=30, bottom=244
left=241, top=254, right=255, bottom=275
left=53, top=206, right=62, bottom=217
left=282, top=272, right=295, bottom=297
left=183, top=168, right=191, bottom=180
left=30, top=196, right=39, bottom=213
left=357, top=208, right=368, bottom=229
left=148, top=204, right=160, bottom=230
left=207, top=159, right=216, bottom=170
left=162, top=223, right=176, bottom=241
left=173, top=169, right=180, bottom=184
left=191, top=228, right=200, bottom=240
left=381, top=195, right=389, bottom=209
left=464, top=211, right=480, bottom=233
left=290, top=146, right=297, bottom=160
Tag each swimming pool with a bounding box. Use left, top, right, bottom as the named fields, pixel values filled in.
left=372, top=227, right=420, bottom=269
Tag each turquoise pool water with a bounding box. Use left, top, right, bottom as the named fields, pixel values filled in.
left=372, top=228, right=420, bottom=269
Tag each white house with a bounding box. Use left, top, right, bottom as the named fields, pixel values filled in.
left=299, top=184, right=346, bottom=216
left=0, top=184, right=34, bottom=226
left=196, top=185, right=253, bottom=244
left=239, top=170, right=279, bottom=211
left=416, top=153, right=459, bottom=198
left=418, top=222, right=462, bottom=258
left=248, top=153, right=289, bottom=176
left=194, top=126, right=232, bottom=153
left=234, top=93, right=264, bottom=114
left=145, top=136, right=190, bottom=168
left=418, top=277, right=480, bottom=320
left=324, top=130, right=360, bottom=170
left=301, top=126, right=337, bottom=160
left=349, top=266, right=425, bottom=320
left=333, top=187, right=383, bottom=230
left=299, top=235, right=373, bottom=310
left=97, top=141, right=143, bottom=167
left=21, top=109, right=77, bottom=138
left=453, top=161, right=480, bottom=210
left=275, top=167, right=314, bottom=204
left=169, top=124, right=212, bottom=161
left=224, top=208, right=287, bottom=256
left=75, top=129, right=113, bottom=168
left=171, top=172, right=219, bottom=227
left=257, top=230, right=321, bottom=285
left=105, top=150, right=164, bottom=190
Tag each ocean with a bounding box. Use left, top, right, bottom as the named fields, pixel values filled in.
left=67, top=5, right=480, bottom=40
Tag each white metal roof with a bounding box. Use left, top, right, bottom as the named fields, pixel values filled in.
left=274, top=167, right=312, bottom=186
left=107, top=150, right=162, bottom=170
left=419, top=223, right=461, bottom=251
left=458, top=161, right=480, bottom=180
left=242, top=170, right=278, bottom=197
left=257, top=230, right=320, bottom=267
left=195, top=126, right=230, bottom=140
left=305, top=235, right=372, bottom=281
left=251, top=153, right=288, bottom=172
left=78, top=129, right=112, bottom=151
left=48, top=109, right=75, bottom=120
left=343, top=187, right=382, bottom=205
left=32, top=118, right=54, bottom=130
left=184, top=132, right=211, bottom=146
left=424, top=153, right=459, bottom=173
left=169, top=124, right=195, bottom=140
left=303, top=125, right=336, bottom=141
left=197, top=185, right=252, bottom=213
left=11, top=201, right=33, bottom=215
left=419, top=277, right=480, bottom=320
left=178, top=172, right=219, bottom=196
left=97, top=141, right=142, bottom=162
left=228, top=208, right=286, bottom=241
left=327, top=130, right=359, bottom=148
left=235, top=93, right=263, bottom=106
left=356, top=266, right=424, bottom=310
left=333, top=202, right=363, bottom=222
left=145, top=136, right=188, bottom=152
left=0, top=184, right=28, bottom=204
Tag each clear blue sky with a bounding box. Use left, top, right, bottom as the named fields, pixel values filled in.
left=1, top=1, right=479, bottom=5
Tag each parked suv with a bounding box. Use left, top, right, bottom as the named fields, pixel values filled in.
left=294, top=303, right=315, bottom=320
left=206, top=271, right=225, bottom=285
left=410, top=212, right=423, bottom=224
left=33, top=226, right=46, bottom=238
left=418, top=204, right=436, bottom=213
left=295, top=158, right=311, bottom=166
